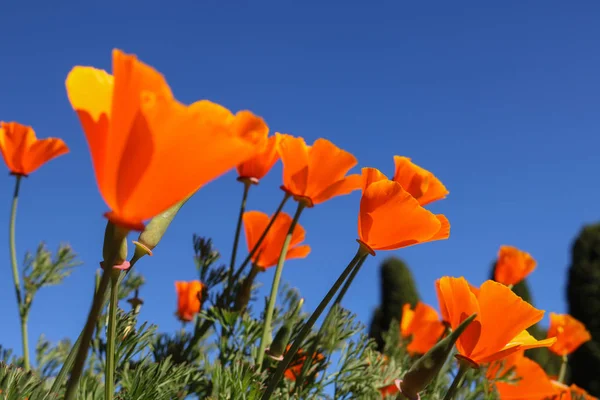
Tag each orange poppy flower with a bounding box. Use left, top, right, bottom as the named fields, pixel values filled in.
left=378, top=380, right=401, bottom=398
left=392, top=156, right=449, bottom=206
left=277, top=135, right=361, bottom=207
left=283, top=345, right=324, bottom=381
left=0, top=122, right=69, bottom=176
left=494, top=245, right=537, bottom=286
left=243, top=210, right=310, bottom=269
left=488, top=351, right=559, bottom=399
left=175, top=280, right=204, bottom=322
left=555, top=383, right=598, bottom=400
left=236, top=133, right=284, bottom=183
left=546, top=313, right=592, bottom=356
left=66, top=49, right=268, bottom=230
left=435, top=276, right=556, bottom=366
left=357, top=167, right=450, bottom=255
left=400, top=302, right=446, bottom=355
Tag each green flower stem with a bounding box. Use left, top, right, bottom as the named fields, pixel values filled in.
left=231, top=192, right=290, bottom=284
left=295, top=254, right=367, bottom=389
left=256, top=201, right=305, bottom=368
left=442, top=360, right=470, bottom=400
left=558, top=355, right=568, bottom=383
left=64, top=227, right=128, bottom=400
left=261, top=246, right=368, bottom=400
left=8, top=175, right=29, bottom=371
left=227, top=180, right=251, bottom=289
left=105, top=270, right=121, bottom=400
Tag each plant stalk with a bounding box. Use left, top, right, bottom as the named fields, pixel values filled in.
left=442, top=361, right=469, bottom=400
left=104, top=270, right=121, bottom=400
left=261, top=246, right=367, bottom=399
left=227, top=181, right=251, bottom=288
left=8, top=175, right=29, bottom=370
left=558, top=355, right=568, bottom=383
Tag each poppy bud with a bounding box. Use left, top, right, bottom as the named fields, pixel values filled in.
left=267, top=324, right=292, bottom=361
left=102, top=221, right=128, bottom=269
left=399, top=313, right=477, bottom=399
left=233, top=267, right=260, bottom=312
left=132, top=197, right=190, bottom=261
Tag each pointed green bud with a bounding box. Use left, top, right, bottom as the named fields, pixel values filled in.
left=133, top=197, right=190, bottom=259
left=399, top=313, right=477, bottom=400
left=266, top=324, right=292, bottom=361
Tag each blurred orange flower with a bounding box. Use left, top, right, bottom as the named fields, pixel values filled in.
left=392, top=156, right=448, bottom=206
left=435, top=277, right=556, bottom=366
left=546, top=312, right=591, bottom=356
left=400, top=302, right=446, bottom=355
left=552, top=382, right=598, bottom=400
left=0, top=121, right=69, bottom=176
left=488, top=351, right=559, bottom=399
left=357, top=167, right=450, bottom=255
left=378, top=380, right=400, bottom=398
left=175, top=280, right=204, bottom=322
left=66, top=49, right=268, bottom=230
left=283, top=345, right=324, bottom=381
left=277, top=136, right=361, bottom=207
left=243, top=210, right=310, bottom=269
left=237, top=133, right=283, bottom=183
left=494, top=245, right=536, bottom=286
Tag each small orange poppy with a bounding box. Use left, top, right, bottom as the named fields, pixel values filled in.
left=357, top=167, right=450, bottom=255
left=242, top=210, right=310, bottom=269
left=0, top=122, right=69, bottom=176
left=175, top=280, right=204, bottom=322
left=392, top=156, right=449, bottom=206
left=236, top=133, right=284, bottom=183
left=400, top=302, right=446, bottom=355
left=494, top=245, right=537, bottom=286
left=546, top=313, right=592, bottom=356
left=435, top=276, right=556, bottom=366
left=283, top=345, right=325, bottom=381
left=66, top=49, right=268, bottom=230
left=489, top=351, right=559, bottom=399
left=277, top=135, right=361, bottom=207
left=378, top=380, right=401, bottom=398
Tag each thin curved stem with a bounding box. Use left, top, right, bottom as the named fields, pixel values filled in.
left=442, top=362, right=469, bottom=400
left=228, top=181, right=251, bottom=288
left=261, top=246, right=366, bottom=399
left=8, top=175, right=29, bottom=370
left=294, top=255, right=367, bottom=389
left=256, top=201, right=305, bottom=368
left=558, top=355, right=568, bottom=383
left=105, top=270, right=120, bottom=400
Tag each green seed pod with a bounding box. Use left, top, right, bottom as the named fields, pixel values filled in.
left=399, top=313, right=477, bottom=400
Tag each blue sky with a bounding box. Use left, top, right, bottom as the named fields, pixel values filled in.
left=1, top=0, right=599, bottom=363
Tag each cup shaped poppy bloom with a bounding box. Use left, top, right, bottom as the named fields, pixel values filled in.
left=494, top=245, right=537, bottom=286
left=66, top=49, right=268, bottom=230
left=400, top=302, right=446, bottom=355
left=488, top=351, right=559, bottom=399
left=277, top=135, right=361, bottom=207
left=242, top=210, right=311, bottom=269
left=392, top=156, right=449, bottom=206
left=357, top=168, right=450, bottom=255
left=546, top=312, right=592, bottom=356
left=236, top=133, right=284, bottom=184
left=0, top=121, right=69, bottom=176
left=435, top=276, right=556, bottom=367
left=175, top=280, right=204, bottom=322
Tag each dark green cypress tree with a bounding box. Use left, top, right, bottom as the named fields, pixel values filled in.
left=369, top=256, right=420, bottom=350
left=567, top=223, right=600, bottom=396
left=489, top=260, right=562, bottom=375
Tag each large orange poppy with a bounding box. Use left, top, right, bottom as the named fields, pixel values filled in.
left=243, top=210, right=310, bottom=269
left=0, top=121, right=69, bottom=176
left=400, top=302, right=446, bottom=355
left=494, top=245, right=537, bottom=286
left=435, top=276, right=555, bottom=366
left=175, top=280, right=204, bottom=322
left=392, top=156, right=448, bottom=206
left=357, top=167, right=449, bottom=254
left=546, top=313, right=592, bottom=356
left=237, top=133, right=284, bottom=183
left=277, top=135, right=361, bottom=207
left=66, top=49, right=268, bottom=230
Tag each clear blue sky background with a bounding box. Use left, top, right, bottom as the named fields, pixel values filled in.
left=1, top=1, right=599, bottom=362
